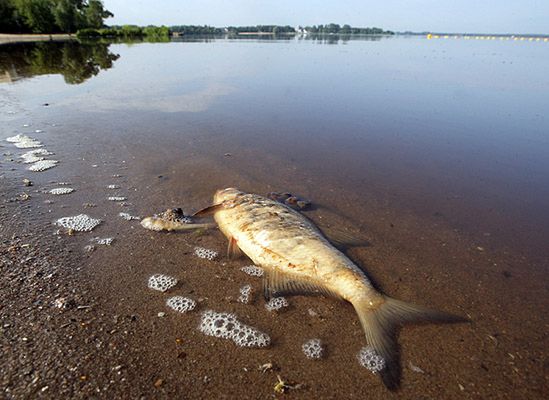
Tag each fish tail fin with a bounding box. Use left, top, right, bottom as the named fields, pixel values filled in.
left=353, top=295, right=469, bottom=391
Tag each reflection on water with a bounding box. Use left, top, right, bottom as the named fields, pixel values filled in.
left=0, top=41, right=119, bottom=84
left=1, top=36, right=548, bottom=260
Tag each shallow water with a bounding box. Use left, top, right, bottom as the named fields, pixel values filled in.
left=2, top=37, right=548, bottom=260
left=1, top=36, right=548, bottom=398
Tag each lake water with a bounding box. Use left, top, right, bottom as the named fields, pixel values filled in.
left=1, top=36, right=548, bottom=398
left=2, top=36, right=548, bottom=261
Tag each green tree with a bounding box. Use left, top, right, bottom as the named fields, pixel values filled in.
left=14, top=0, right=55, bottom=33
left=53, top=0, right=82, bottom=33
left=84, top=0, right=111, bottom=29
left=0, top=0, right=17, bottom=32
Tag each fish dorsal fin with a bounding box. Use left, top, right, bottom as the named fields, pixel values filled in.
left=227, top=236, right=243, bottom=259
left=192, top=203, right=224, bottom=217
left=262, top=267, right=342, bottom=301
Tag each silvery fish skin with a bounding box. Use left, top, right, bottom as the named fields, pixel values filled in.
left=207, top=188, right=467, bottom=390
left=213, top=188, right=383, bottom=306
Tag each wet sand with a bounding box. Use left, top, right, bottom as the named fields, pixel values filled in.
left=1, top=115, right=547, bottom=399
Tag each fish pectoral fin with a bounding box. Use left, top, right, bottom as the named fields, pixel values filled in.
left=262, top=267, right=342, bottom=300
left=192, top=203, right=224, bottom=217
left=319, top=226, right=369, bottom=249
left=227, top=236, right=243, bottom=259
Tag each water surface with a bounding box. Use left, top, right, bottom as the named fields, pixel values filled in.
left=1, top=36, right=548, bottom=398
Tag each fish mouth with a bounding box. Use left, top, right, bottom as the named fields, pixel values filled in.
left=213, top=187, right=241, bottom=203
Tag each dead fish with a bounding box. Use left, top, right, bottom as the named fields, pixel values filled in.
left=194, top=188, right=468, bottom=390
left=141, top=208, right=215, bottom=232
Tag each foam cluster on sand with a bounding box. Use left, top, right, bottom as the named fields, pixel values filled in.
left=194, top=247, right=218, bottom=260
left=148, top=274, right=178, bottom=292
left=199, top=310, right=270, bottom=348
left=93, top=237, right=114, bottom=245
left=55, top=214, right=101, bottom=232
left=20, top=149, right=52, bottom=164
left=107, top=196, right=127, bottom=201
left=241, top=265, right=264, bottom=277
left=49, top=187, right=74, bottom=195
left=357, top=346, right=386, bottom=373
left=302, top=339, right=324, bottom=359
left=265, top=297, right=289, bottom=311
left=119, top=212, right=140, bottom=221
left=7, top=134, right=42, bottom=148
left=6, top=134, right=26, bottom=143
left=237, top=284, right=253, bottom=303
left=166, top=296, right=196, bottom=313
left=28, top=160, right=58, bottom=172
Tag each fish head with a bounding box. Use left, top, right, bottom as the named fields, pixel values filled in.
left=213, top=187, right=243, bottom=204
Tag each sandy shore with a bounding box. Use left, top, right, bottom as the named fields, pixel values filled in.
left=1, top=123, right=547, bottom=398
left=0, top=33, right=74, bottom=45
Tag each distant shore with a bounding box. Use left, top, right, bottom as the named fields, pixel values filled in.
left=0, top=33, right=74, bottom=44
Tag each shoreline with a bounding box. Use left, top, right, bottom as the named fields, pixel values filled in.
left=0, top=33, right=75, bottom=45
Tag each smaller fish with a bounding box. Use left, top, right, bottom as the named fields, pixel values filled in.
left=141, top=208, right=216, bottom=232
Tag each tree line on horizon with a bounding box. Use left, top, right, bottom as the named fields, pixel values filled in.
left=0, top=0, right=112, bottom=33
left=303, top=23, right=393, bottom=35
left=0, top=2, right=393, bottom=38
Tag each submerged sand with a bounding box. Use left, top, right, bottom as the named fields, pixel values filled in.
left=1, top=122, right=547, bottom=399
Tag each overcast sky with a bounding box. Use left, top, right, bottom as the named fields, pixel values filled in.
left=103, top=0, right=549, bottom=34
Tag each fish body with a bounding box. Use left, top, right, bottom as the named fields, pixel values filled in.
left=213, top=189, right=382, bottom=306
left=200, top=188, right=467, bottom=390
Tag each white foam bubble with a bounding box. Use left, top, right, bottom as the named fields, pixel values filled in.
left=357, top=346, right=386, bottom=373
left=265, top=297, right=289, bottom=311
left=49, top=188, right=74, bottom=195
left=302, top=338, right=324, bottom=359
left=199, top=310, right=270, bottom=348
left=20, top=149, right=52, bottom=164
left=93, top=237, right=114, bottom=245
left=28, top=160, right=58, bottom=172
left=7, top=134, right=43, bottom=149
left=194, top=247, right=218, bottom=261
left=119, top=212, right=140, bottom=221
left=107, top=196, right=127, bottom=201
left=241, top=265, right=264, bottom=277
left=166, top=296, right=196, bottom=313
left=107, top=184, right=120, bottom=189
left=237, top=284, right=253, bottom=304
left=6, top=134, right=27, bottom=143
left=54, top=214, right=101, bottom=232
left=148, top=274, right=178, bottom=292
